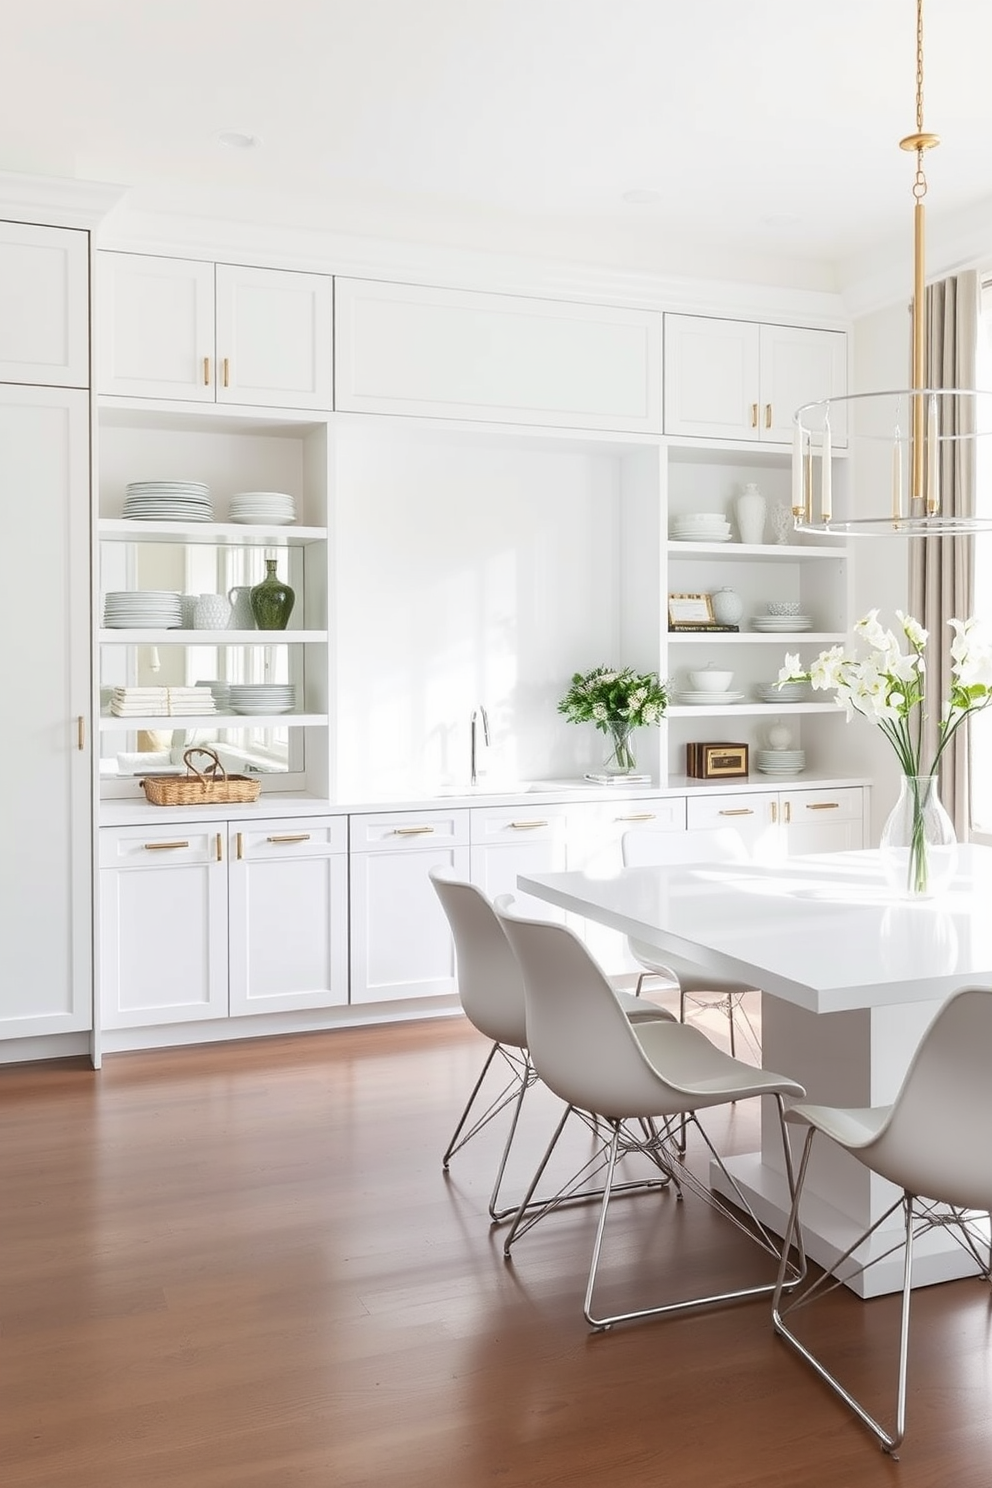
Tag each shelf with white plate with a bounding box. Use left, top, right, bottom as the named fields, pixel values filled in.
left=667, top=702, right=837, bottom=718
left=98, top=629, right=328, bottom=644
left=98, top=711, right=328, bottom=731
left=98, top=518, right=327, bottom=546
left=667, top=632, right=845, bottom=646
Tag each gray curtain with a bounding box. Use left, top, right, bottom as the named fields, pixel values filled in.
left=908, top=270, right=979, bottom=836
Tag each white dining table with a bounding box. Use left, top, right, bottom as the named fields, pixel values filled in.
left=519, top=844, right=992, bottom=1297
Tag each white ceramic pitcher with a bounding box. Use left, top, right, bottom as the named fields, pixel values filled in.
left=227, top=585, right=255, bottom=629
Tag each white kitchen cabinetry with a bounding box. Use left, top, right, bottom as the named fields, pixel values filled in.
left=349, top=809, right=471, bottom=1004
left=228, top=817, right=348, bottom=1015
left=0, top=381, right=93, bottom=1048
left=100, top=824, right=229, bottom=1028
left=334, top=277, right=662, bottom=433
left=687, top=785, right=866, bottom=860
left=469, top=804, right=570, bottom=919
left=663, top=314, right=847, bottom=446
left=0, top=221, right=89, bottom=386
left=97, top=253, right=333, bottom=409
left=100, top=815, right=348, bottom=1029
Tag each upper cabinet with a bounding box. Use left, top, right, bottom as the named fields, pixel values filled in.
left=663, top=314, right=847, bottom=446
left=97, top=252, right=333, bottom=410
left=334, top=277, right=662, bottom=433
left=0, top=221, right=89, bottom=387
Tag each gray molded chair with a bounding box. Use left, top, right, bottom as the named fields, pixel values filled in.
left=429, top=867, right=674, bottom=1222
left=493, top=893, right=807, bottom=1330
left=771, top=985, right=992, bottom=1457
left=621, top=826, right=761, bottom=1060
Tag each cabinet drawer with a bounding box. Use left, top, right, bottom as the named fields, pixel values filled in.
left=687, top=794, right=773, bottom=831
left=779, top=787, right=863, bottom=825
left=470, top=804, right=569, bottom=845
left=232, top=816, right=347, bottom=861
left=100, top=825, right=224, bottom=868
left=591, top=798, right=687, bottom=834
left=350, top=809, right=470, bottom=851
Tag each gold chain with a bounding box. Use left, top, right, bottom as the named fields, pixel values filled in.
left=913, top=0, right=927, bottom=202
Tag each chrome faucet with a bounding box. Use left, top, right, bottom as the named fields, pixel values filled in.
left=470, top=705, right=490, bottom=786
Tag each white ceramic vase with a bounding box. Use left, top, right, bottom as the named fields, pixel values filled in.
left=193, top=593, right=232, bottom=630
left=736, top=484, right=766, bottom=545
left=710, top=586, right=744, bottom=626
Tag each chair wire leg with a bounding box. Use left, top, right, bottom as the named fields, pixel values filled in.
left=584, top=1122, right=622, bottom=1329
left=442, top=1041, right=530, bottom=1171
left=772, top=1129, right=915, bottom=1456
left=727, top=993, right=736, bottom=1057
left=488, top=1053, right=535, bottom=1222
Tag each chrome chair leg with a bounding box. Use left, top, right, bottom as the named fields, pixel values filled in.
left=442, top=1041, right=532, bottom=1171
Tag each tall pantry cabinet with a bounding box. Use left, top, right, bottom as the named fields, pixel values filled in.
left=0, top=220, right=93, bottom=1058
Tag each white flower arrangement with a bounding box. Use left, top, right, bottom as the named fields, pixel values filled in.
left=778, top=609, right=992, bottom=778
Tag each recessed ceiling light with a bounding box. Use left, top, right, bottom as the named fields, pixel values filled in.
left=622, top=189, right=663, bottom=206
left=215, top=130, right=261, bottom=150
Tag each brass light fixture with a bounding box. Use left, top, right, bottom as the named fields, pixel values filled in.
left=793, top=0, right=992, bottom=537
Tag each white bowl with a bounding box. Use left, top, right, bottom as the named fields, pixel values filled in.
left=688, top=669, right=734, bottom=693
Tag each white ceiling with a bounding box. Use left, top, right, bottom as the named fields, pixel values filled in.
left=5, top=0, right=992, bottom=297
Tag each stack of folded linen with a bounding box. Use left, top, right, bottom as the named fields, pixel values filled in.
left=109, top=687, right=217, bottom=717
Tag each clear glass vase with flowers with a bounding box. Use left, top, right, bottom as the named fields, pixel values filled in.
left=558, top=665, right=669, bottom=778
left=779, top=610, right=992, bottom=897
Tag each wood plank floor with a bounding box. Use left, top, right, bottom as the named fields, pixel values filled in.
left=1, top=1003, right=990, bottom=1488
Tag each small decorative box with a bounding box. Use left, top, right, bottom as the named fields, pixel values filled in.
left=686, top=742, right=749, bottom=780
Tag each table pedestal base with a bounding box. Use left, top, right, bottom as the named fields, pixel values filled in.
left=711, top=1152, right=986, bottom=1298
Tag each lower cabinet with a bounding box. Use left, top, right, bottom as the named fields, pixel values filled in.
left=99, top=816, right=348, bottom=1029
left=687, top=786, right=866, bottom=859
left=348, top=809, right=470, bottom=1004
left=469, top=804, right=570, bottom=918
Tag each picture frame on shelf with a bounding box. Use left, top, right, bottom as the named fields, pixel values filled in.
left=668, top=592, right=714, bottom=626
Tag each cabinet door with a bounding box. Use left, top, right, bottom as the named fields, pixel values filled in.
left=0, top=222, right=88, bottom=386
left=760, top=324, right=848, bottom=446
left=349, top=809, right=470, bottom=1004
left=780, top=786, right=865, bottom=854
left=0, top=386, right=91, bottom=1043
left=99, top=828, right=228, bottom=1027
left=97, top=252, right=215, bottom=400
left=469, top=805, right=569, bottom=919
left=663, top=314, right=760, bottom=441
left=686, top=791, right=779, bottom=860
left=215, top=264, right=332, bottom=410
left=228, top=817, right=348, bottom=1015
left=335, top=278, right=662, bottom=432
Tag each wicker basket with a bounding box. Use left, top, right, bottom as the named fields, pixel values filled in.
left=140, top=746, right=262, bottom=806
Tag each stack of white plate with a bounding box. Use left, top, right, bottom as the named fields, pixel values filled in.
left=227, top=684, right=297, bottom=715
left=103, top=590, right=182, bottom=628
left=674, top=689, right=745, bottom=706
left=123, top=481, right=213, bottom=521
left=755, top=749, right=806, bottom=776
left=751, top=614, right=813, bottom=633
left=228, top=491, right=297, bottom=525
left=669, top=513, right=732, bottom=542
left=755, top=681, right=810, bottom=703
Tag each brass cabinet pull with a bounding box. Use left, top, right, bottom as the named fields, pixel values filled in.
left=510, top=820, right=548, bottom=830
left=806, top=801, right=840, bottom=810
left=216, top=832, right=223, bottom=861
left=144, top=840, right=190, bottom=851
left=203, top=356, right=211, bottom=385
left=771, top=802, right=778, bottom=824
left=77, top=715, right=85, bottom=751
left=618, top=813, right=656, bottom=822
left=765, top=402, right=773, bottom=428
left=222, top=356, right=230, bottom=387
left=719, top=808, right=754, bottom=817
left=751, top=402, right=759, bottom=428
left=236, top=832, right=244, bottom=860
left=393, top=825, right=434, bottom=836
left=784, top=802, right=792, bottom=825
left=267, top=833, right=311, bottom=844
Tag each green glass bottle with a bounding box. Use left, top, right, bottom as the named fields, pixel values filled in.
left=249, top=558, right=296, bottom=631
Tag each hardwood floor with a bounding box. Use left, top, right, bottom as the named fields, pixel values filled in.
left=1, top=1005, right=989, bottom=1488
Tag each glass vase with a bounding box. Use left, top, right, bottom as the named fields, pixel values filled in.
left=604, top=720, right=638, bottom=775
left=249, top=557, right=296, bottom=631
left=879, top=775, right=957, bottom=899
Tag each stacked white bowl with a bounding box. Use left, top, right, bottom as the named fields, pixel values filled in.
left=670, top=512, right=732, bottom=542
left=228, top=491, right=297, bottom=525
left=755, top=748, right=806, bottom=776
left=675, top=668, right=743, bottom=705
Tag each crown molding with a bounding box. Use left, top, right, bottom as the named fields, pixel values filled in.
left=0, top=170, right=128, bottom=231
left=96, top=200, right=850, bottom=329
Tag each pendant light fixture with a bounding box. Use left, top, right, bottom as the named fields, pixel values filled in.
left=793, top=0, right=992, bottom=537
